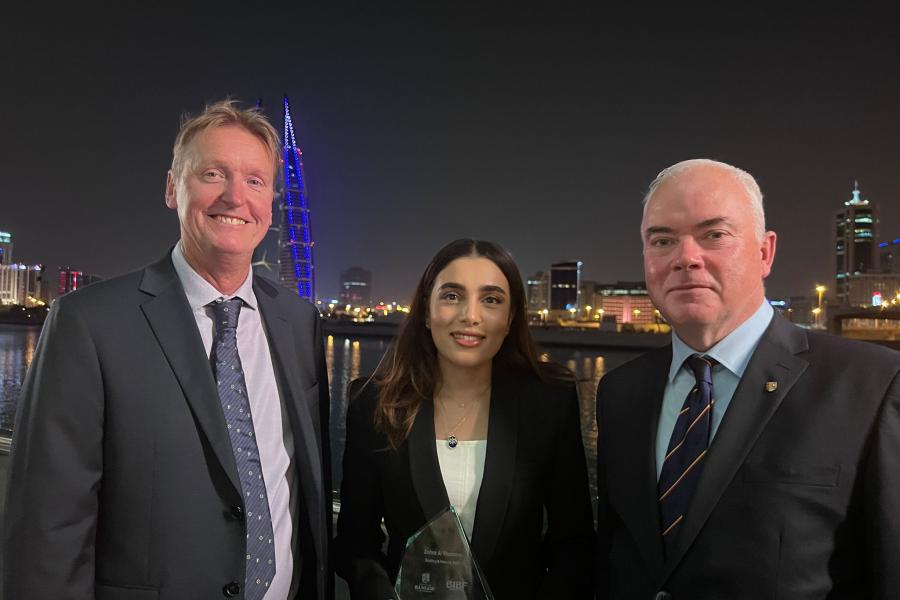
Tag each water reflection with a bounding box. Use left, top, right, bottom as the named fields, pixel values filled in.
left=0, top=325, right=40, bottom=433
left=0, top=326, right=640, bottom=496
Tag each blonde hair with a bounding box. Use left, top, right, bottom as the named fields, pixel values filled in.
left=170, top=98, right=281, bottom=181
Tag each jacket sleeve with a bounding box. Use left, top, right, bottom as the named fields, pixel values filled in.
left=2, top=297, right=104, bottom=599
left=864, top=366, right=900, bottom=599
left=539, top=384, right=596, bottom=598
left=333, top=381, right=396, bottom=600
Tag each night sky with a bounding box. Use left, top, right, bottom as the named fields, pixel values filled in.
left=4, top=6, right=899, bottom=302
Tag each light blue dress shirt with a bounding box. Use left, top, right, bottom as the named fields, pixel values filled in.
left=655, top=300, right=774, bottom=480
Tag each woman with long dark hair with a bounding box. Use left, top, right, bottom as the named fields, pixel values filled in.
left=334, top=239, right=594, bottom=598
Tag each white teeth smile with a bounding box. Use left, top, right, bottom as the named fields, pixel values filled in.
left=213, top=215, right=247, bottom=225
left=452, top=334, right=483, bottom=341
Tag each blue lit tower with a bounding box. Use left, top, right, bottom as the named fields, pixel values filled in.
left=278, top=95, right=316, bottom=301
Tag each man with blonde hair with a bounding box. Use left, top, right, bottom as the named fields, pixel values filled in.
left=4, top=100, right=333, bottom=600
left=596, top=158, right=900, bottom=599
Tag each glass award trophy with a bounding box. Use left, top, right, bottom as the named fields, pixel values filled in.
left=394, top=506, right=494, bottom=599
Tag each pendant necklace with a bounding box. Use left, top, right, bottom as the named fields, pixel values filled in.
left=438, top=397, right=478, bottom=449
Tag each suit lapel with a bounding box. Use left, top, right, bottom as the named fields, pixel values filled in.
left=470, top=376, right=518, bottom=566
left=661, top=314, right=809, bottom=579
left=253, top=278, right=325, bottom=555
left=616, top=347, right=669, bottom=581
left=409, top=399, right=451, bottom=520
left=139, top=255, right=242, bottom=494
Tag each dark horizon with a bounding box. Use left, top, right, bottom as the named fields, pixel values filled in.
left=4, top=7, right=899, bottom=302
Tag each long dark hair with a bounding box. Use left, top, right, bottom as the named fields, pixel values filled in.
left=371, top=238, right=570, bottom=449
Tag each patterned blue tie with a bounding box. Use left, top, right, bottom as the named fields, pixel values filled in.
left=211, top=298, right=276, bottom=598
left=658, top=354, right=715, bottom=547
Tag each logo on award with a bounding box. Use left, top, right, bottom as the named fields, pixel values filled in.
left=414, top=572, right=436, bottom=593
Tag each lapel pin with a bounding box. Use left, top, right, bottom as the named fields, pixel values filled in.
left=765, top=381, right=778, bottom=393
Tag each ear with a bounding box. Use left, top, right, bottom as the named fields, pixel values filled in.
left=164, top=170, right=178, bottom=210
left=759, top=230, right=777, bottom=278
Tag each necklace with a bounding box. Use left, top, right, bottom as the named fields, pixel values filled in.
left=437, top=397, right=479, bottom=449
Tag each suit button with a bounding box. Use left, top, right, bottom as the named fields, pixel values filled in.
left=223, top=581, right=241, bottom=597
left=230, top=505, right=244, bottom=520
left=655, top=592, right=672, bottom=600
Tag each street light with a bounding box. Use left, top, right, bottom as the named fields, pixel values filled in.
left=815, top=285, right=826, bottom=309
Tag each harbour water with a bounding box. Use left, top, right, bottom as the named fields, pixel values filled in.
left=0, top=324, right=643, bottom=497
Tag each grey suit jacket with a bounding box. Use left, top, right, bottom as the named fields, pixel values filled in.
left=2, top=254, right=333, bottom=600
left=596, top=312, right=900, bottom=599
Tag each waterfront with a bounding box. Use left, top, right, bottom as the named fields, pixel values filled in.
left=0, top=323, right=640, bottom=496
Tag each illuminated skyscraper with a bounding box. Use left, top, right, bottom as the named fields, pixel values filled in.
left=835, top=181, right=878, bottom=304
left=276, top=95, right=316, bottom=301
left=0, top=231, right=12, bottom=265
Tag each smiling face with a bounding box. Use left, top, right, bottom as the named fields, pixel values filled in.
left=427, top=256, right=512, bottom=374
left=165, top=124, right=275, bottom=272
left=641, top=164, right=776, bottom=349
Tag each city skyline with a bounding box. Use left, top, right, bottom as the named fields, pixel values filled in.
left=4, top=7, right=900, bottom=301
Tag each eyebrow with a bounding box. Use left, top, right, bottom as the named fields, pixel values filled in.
left=643, top=217, right=732, bottom=238
left=437, top=282, right=508, bottom=295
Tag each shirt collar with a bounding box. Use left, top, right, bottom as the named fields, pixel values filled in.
left=171, top=241, right=258, bottom=311
left=668, top=299, right=774, bottom=382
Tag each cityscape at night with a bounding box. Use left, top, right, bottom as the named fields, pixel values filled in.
left=3, top=7, right=900, bottom=598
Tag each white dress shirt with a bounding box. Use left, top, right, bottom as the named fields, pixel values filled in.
left=655, top=300, right=774, bottom=480
left=436, top=440, right=487, bottom=539
left=172, top=243, right=297, bottom=599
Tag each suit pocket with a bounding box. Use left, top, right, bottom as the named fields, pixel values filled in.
left=96, top=583, right=159, bottom=600
left=741, top=462, right=840, bottom=487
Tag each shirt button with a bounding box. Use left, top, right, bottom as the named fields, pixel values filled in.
left=223, top=581, right=241, bottom=597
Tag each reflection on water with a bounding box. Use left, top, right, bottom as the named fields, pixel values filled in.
left=543, top=348, right=631, bottom=501
left=0, top=326, right=640, bottom=496
left=0, top=325, right=40, bottom=433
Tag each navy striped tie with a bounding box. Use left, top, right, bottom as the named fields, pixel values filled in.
left=658, top=354, right=715, bottom=547
left=211, top=298, right=276, bottom=599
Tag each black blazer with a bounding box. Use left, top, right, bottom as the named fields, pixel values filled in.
left=334, top=372, right=595, bottom=599
left=3, top=254, right=333, bottom=600
left=595, top=312, right=900, bottom=599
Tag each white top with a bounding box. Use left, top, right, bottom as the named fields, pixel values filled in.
left=435, top=440, right=488, bottom=539
left=172, top=242, right=297, bottom=600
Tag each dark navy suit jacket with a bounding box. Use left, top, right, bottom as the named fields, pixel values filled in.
left=3, top=253, right=333, bottom=600
left=596, top=313, right=900, bottom=599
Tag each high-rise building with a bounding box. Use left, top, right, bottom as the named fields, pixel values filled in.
left=835, top=181, right=878, bottom=304
left=0, top=264, right=47, bottom=305
left=58, top=267, right=101, bottom=296
left=549, top=261, right=582, bottom=311
left=0, top=264, right=26, bottom=304
left=526, top=271, right=548, bottom=312
left=278, top=95, right=316, bottom=302
left=0, top=231, right=12, bottom=265
left=339, top=267, right=372, bottom=307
